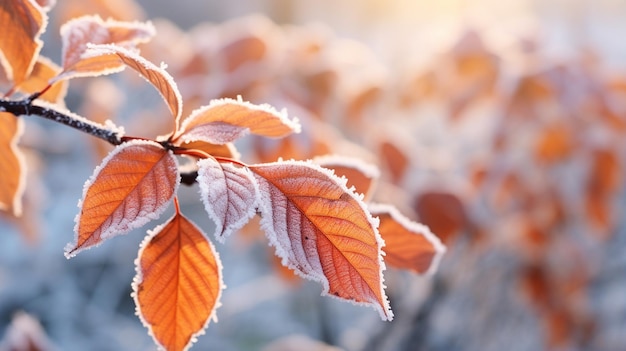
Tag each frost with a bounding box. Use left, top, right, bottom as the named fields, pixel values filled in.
left=197, top=157, right=259, bottom=241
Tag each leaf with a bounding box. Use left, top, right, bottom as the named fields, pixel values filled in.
left=197, top=157, right=258, bottom=241
left=134, top=209, right=223, bottom=351
left=175, top=97, right=301, bottom=145
left=82, top=44, right=183, bottom=130
left=314, top=155, right=379, bottom=202
left=0, top=0, right=47, bottom=86
left=369, top=204, right=446, bottom=274
left=15, top=56, right=68, bottom=104
left=250, top=160, right=392, bottom=320
left=413, top=191, right=468, bottom=244
left=177, top=140, right=240, bottom=160
left=0, top=112, right=26, bottom=217
left=54, top=15, right=155, bottom=81
left=65, top=140, right=179, bottom=258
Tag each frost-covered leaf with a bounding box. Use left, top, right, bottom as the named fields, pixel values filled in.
left=15, top=56, right=67, bottom=104
left=175, top=97, right=301, bottom=145
left=197, top=158, right=258, bottom=241
left=0, top=112, right=26, bottom=217
left=314, top=155, right=379, bottom=202
left=250, top=160, right=392, bottom=320
left=369, top=204, right=445, bottom=275
left=0, top=0, right=47, bottom=85
left=134, top=209, right=223, bottom=351
left=65, top=140, right=179, bottom=258
left=54, top=15, right=154, bottom=81
left=83, top=44, right=182, bottom=130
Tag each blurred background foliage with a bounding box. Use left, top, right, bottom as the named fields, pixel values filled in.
left=2, top=0, right=626, bottom=350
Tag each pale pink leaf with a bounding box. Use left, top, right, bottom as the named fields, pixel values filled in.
left=197, top=157, right=258, bottom=241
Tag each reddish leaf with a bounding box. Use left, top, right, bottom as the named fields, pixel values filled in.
left=175, top=97, right=301, bottom=145
left=369, top=204, right=445, bottom=274
left=56, top=15, right=154, bottom=79
left=414, top=191, right=468, bottom=244
left=134, top=208, right=223, bottom=351
left=314, top=155, right=380, bottom=202
left=379, top=140, right=409, bottom=184
left=197, top=157, right=258, bottom=241
left=82, top=44, right=183, bottom=130
left=65, top=140, right=179, bottom=257
left=0, top=0, right=47, bottom=85
left=250, top=160, right=392, bottom=320
left=15, top=56, right=68, bottom=104
left=0, top=112, right=26, bottom=217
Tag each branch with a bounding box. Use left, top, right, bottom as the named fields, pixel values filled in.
left=0, top=97, right=123, bottom=146
left=0, top=97, right=202, bottom=186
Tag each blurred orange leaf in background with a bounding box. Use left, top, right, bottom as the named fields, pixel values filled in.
left=0, top=112, right=25, bottom=217
left=0, top=0, right=46, bottom=86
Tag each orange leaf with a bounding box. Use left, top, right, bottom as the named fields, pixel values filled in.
left=0, top=112, right=26, bottom=217
left=369, top=204, right=445, bottom=274
left=15, top=56, right=68, bottom=104
left=314, top=155, right=380, bottom=202
left=55, top=15, right=154, bottom=81
left=65, top=140, right=179, bottom=257
left=197, top=157, right=258, bottom=240
left=134, top=209, right=223, bottom=351
left=251, top=160, right=392, bottom=320
left=0, top=0, right=47, bottom=85
left=82, top=44, right=182, bottom=130
left=175, top=97, right=301, bottom=145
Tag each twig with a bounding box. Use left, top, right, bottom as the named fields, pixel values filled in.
left=0, top=98, right=123, bottom=146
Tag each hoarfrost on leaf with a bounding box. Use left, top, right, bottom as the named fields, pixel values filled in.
left=197, top=157, right=259, bottom=241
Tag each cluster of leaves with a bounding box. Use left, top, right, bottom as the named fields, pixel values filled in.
left=0, top=1, right=445, bottom=350
left=132, top=11, right=626, bottom=348
left=369, top=31, right=624, bottom=348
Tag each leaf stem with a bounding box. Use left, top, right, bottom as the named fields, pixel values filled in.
left=0, top=97, right=124, bottom=145
left=214, top=156, right=248, bottom=168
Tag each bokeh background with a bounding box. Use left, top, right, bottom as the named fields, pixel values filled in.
left=2, top=0, right=626, bottom=350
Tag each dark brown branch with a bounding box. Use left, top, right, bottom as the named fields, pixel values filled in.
left=0, top=97, right=200, bottom=185
left=0, top=98, right=123, bottom=146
